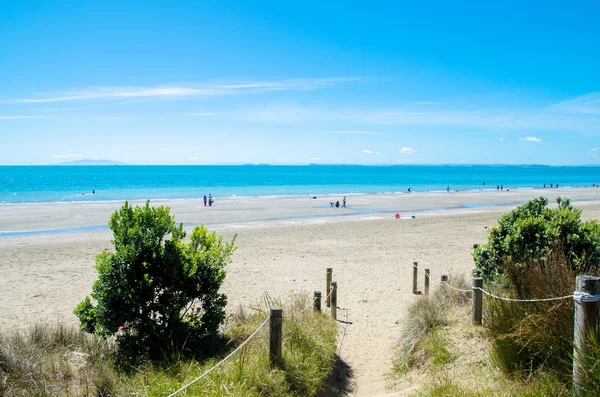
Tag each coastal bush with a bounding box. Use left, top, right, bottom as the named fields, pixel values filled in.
left=2, top=294, right=337, bottom=397
left=74, top=200, right=236, bottom=363
left=473, top=196, right=600, bottom=282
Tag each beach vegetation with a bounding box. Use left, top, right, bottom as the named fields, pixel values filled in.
left=1, top=294, right=338, bottom=396
left=473, top=196, right=600, bottom=282
left=390, top=276, right=468, bottom=375
left=74, top=200, right=236, bottom=364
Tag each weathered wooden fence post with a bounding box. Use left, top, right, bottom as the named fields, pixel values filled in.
left=269, top=307, right=283, bottom=367
left=440, top=274, right=448, bottom=294
left=424, top=269, right=430, bottom=295
left=331, top=281, right=338, bottom=320
left=314, top=291, right=322, bottom=312
left=573, top=275, right=600, bottom=396
left=413, top=261, right=418, bottom=294
left=472, top=278, right=483, bottom=325
left=326, top=268, right=332, bottom=307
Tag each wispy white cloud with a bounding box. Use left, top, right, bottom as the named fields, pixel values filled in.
left=187, top=156, right=199, bottom=160
left=589, top=148, right=598, bottom=151
left=376, top=152, right=381, bottom=155
left=230, top=102, right=600, bottom=133
left=0, top=115, right=48, bottom=119
left=399, top=147, right=416, bottom=155
left=499, top=137, right=505, bottom=142
left=9, top=78, right=357, bottom=104
left=362, top=149, right=374, bottom=154
left=52, top=154, right=83, bottom=159
left=549, top=93, right=600, bottom=115
left=518, top=136, right=542, bottom=142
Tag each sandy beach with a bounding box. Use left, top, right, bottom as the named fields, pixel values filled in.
left=2, top=188, right=600, bottom=396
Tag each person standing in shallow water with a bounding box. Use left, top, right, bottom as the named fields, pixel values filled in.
left=343, top=196, right=346, bottom=208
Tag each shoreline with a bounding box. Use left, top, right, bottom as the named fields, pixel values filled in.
left=2, top=184, right=599, bottom=206
left=2, top=187, right=600, bottom=234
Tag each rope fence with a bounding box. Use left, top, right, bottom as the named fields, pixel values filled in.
left=166, top=269, right=342, bottom=396
left=411, top=261, right=600, bottom=396
left=166, top=317, right=269, bottom=397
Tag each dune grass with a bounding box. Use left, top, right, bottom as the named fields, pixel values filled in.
left=0, top=293, right=337, bottom=397
left=390, top=275, right=469, bottom=376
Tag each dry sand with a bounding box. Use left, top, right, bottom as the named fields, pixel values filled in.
left=1, top=188, right=600, bottom=396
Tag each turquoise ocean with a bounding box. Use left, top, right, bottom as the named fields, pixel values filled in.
left=1, top=165, right=599, bottom=204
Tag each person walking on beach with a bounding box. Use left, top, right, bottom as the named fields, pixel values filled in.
left=407, top=187, right=411, bottom=193
left=208, top=194, right=213, bottom=207
left=343, top=196, right=347, bottom=208
left=447, top=185, right=450, bottom=192
left=496, top=185, right=499, bottom=191
left=203, top=195, right=207, bottom=207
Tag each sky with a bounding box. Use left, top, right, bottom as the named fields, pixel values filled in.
left=1, top=0, right=599, bottom=165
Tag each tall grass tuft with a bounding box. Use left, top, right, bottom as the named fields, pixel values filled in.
left=391, top=278, right=462, bottom=375
left=485, top=250, right=577, bottom=382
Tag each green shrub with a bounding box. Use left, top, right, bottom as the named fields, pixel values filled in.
left=1, top=296, right=338, bottom=397
left=473, top=197, right=600, bottom=282
left=74, top=201, right=236, bottom=363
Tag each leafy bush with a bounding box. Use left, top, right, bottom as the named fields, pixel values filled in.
left=473, top=197, right=600, bottom=282
left=74, top=201, right=236, bottom=363
left=2, top=294, right=338, bottom=397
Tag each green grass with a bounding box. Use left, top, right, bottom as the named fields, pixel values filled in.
left=0, top=294, right=337, bottom=397
left=413, top=376, right=569, bottom=397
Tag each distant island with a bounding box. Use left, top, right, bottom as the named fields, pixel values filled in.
left=54, top=159, right=126, bottom=166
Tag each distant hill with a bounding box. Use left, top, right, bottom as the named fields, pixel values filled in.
left=54, top=159, right=126, bottom=166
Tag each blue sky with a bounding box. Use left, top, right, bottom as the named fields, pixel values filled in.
left=1, top=0, right=599, bottom=165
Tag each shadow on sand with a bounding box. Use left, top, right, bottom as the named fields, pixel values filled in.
left=319, top=354, right=356, bottom=396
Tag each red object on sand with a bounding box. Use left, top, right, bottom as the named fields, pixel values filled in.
left=395, top=214, right=400, bottom=219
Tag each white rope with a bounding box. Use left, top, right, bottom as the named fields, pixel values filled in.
left=282, top=298, right=316, bottom=318
left=282, top=285, right=335, bottom=318
left=477, top=287, right=574, bottom=302
left=166, top=316, right=269, bottom=397
left=441, top=281, right=472, bottom=293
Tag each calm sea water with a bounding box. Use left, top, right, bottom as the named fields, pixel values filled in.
left=1, top=165, right=599, bottom=204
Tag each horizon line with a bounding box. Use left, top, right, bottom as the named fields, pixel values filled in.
left=2, top=163, right=600, bottom=167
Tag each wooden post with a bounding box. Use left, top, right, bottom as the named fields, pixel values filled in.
left=314, top=291, right=322, bottom=312
left=413, top=261, right=418, bottom=294
left=326, top=268, right=332, bottom=308
left=331, top=281, right=338, bottom=320
left=472, top=278, right=483, bottom=325
left=573, top=275, right=600, bottom=396
left=269, top=307, right=283, bottom=367
left=424, top=269, right=430, bottom=295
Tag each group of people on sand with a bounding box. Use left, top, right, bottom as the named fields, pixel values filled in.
left=330, top=196, right=347, bottom=208
left=543, top=183, right=559, bottom=188
left=203, top=194, right=214, bottom=207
